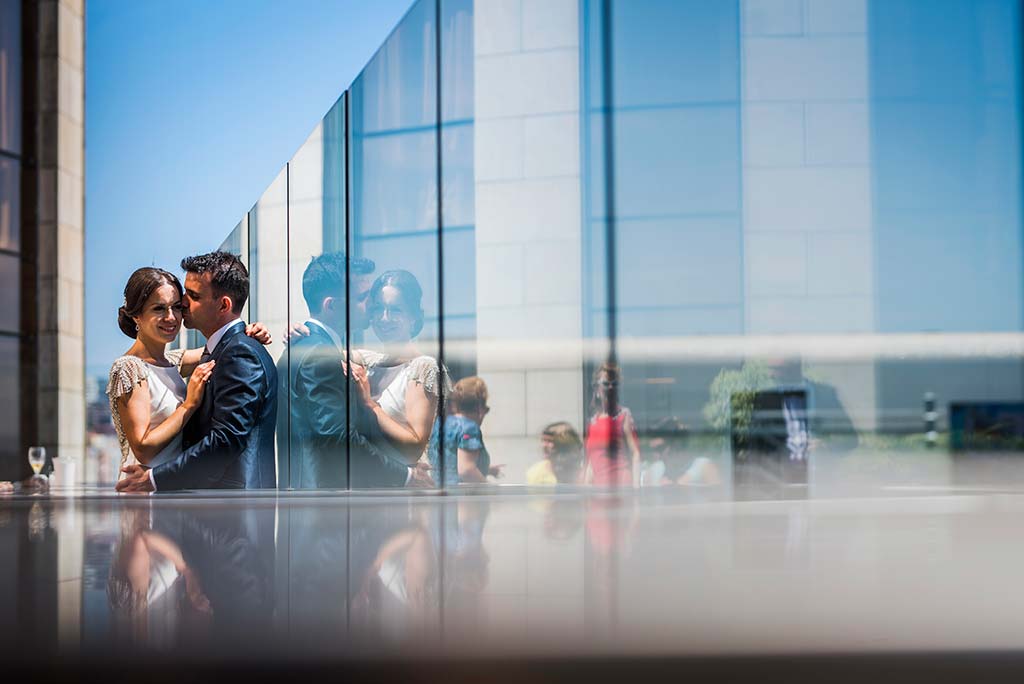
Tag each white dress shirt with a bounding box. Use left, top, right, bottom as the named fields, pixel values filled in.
left=204, top=317, right=244, bottom=355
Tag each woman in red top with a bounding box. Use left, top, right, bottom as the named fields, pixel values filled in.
left=583, top=363, right=640, bottom=487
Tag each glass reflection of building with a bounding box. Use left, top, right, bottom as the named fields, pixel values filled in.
left=209, top=0, right=1024, bottom=491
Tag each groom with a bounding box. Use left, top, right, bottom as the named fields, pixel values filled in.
left=279, top=252, right=432, bottom=489
left=117, top=251, right=278, bottom=491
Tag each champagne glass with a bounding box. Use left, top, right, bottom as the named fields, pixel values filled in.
left=27, top=447, right=49, bottom=492
left=28, top=447, right=46, bottom=475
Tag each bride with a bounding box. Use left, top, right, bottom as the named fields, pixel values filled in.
left=350, top=270, right=451, bottom=465
left=107, top=267, right=270, bottom=482
left=287, top=268, right=450, bottom=466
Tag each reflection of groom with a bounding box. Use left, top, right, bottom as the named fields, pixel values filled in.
left=117, top=251, right=278, bottom=492
left=278, top=253, right=432, bottom=488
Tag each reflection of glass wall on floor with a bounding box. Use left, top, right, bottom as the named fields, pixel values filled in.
left=202, top=0, right=1024, bottom=492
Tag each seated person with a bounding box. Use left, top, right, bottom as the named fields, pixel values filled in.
left=527, top=422, right=583, bottom=485
left=646, top=417, right=721, bottom=486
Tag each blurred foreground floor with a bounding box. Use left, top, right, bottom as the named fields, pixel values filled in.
left=5, top=483, right=1024, bottom=681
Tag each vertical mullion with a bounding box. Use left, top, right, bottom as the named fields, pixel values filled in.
left=435, top=0, right=446, bottom=493
left=284, top=163, right=290, bottom=490
left=599, top=0, right=620, bottom=635
left=435, top=0, right=447, bottom=644
left=600, top=0, right=618, bottom=365
left=344, top=93, right=352, bottom=491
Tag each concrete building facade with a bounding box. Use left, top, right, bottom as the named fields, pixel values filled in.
left=1, top=0, right=86, bottom=484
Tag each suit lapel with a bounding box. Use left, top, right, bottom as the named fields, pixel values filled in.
left=193, top=322, right=247, bottom=436
left=210, top=321, right=246, bottom=359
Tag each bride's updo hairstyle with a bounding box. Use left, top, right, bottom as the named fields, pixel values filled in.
left=370, top=269, right=425, bottom=338
left=117, top=267, right=183, bottom=339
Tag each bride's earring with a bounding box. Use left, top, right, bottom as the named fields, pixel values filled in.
left=135, top=323, right=140, bottom=331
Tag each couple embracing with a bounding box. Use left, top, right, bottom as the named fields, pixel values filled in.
left=280, top=253, right=443, bottom=489
left=110, top=251, right=277, bottom=492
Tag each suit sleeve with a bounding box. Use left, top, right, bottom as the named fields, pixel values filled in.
left=300, top=348, right=409, bottom=488
left=152, top=343, right=266, bottom=490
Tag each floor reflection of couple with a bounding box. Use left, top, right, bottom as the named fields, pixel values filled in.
left=106, top=504, right=274, bottom=653
left=281, top=254, right=448, bottom=489
left=350, top=501, right=490, bottom=643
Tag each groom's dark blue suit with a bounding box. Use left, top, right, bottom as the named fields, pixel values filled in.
left=153, top=321, right=278, bottom=490
left=277, top=322, right=409, bottom=489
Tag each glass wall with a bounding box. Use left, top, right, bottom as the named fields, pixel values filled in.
left=348, top=0, right=442, bottom=488
left=214, top=0, right=1024, bottom=495
left=282, top=111, right=328, bottom=489
left=440, top=0, right=476, bottom=386
left=250, top=168, right=289, bottom=486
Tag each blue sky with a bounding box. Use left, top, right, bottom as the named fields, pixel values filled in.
left=85, top=0, right=412, bottom=377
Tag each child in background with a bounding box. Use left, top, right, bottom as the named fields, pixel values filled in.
left=527, top=422, right=584, bottom=485
left=428, top=377, right=503, bottom=486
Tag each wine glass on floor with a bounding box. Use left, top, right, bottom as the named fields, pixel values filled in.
left=27, top=447, right=48, bottom=492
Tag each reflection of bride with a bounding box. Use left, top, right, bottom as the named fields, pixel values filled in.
left=106, top=507, right=212, bottom=650
left=350, top=270, right=451, bottom=465
left=352, top=519, right=439, bottom=641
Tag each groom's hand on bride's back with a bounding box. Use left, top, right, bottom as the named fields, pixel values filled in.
left=115, top=465, right=155, bottom=493
left=282, top=322, right=311, bottom=346
left=245, top=322, right=273, bottom=345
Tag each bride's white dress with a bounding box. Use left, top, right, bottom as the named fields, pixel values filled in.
left=107, top=349, right=186, bottom=477
left=361, top=352, right=451, bottom=455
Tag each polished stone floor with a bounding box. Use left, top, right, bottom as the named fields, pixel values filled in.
left=5, top=483, right=1024, bottom=679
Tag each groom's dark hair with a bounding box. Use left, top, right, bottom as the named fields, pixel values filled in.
left=181, top=250, right=249, bottom=314
left=302, top=252, right=375, bottom=314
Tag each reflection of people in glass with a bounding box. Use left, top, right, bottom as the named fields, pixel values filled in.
left=280, top=254, right=432, bottom=488
left=583, top=363, right=640, bottom=487
left=542, top=499, right=585, bottom=542
left=351, top=513, right=439, bottom=640
left=527, top=422, right=583, bottom=485
left=643, top=417, right=721, bottom=486
left=437, top=500, right=491, bottom=630
left=585, top=495, right=638, bottom=630
left=107, top=507, right=213, bottom=650
left=427, top=377, right=502, bottom=485
left=107, top=267, right=271, bottom=490
left=351, top=270, right=451, bottom=466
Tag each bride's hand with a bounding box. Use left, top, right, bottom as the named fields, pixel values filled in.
left=183, top=361, right=215, bottom=411
left=349, top=364, right=374, bottom=408
left=245, top=322, right=272, bottom=345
